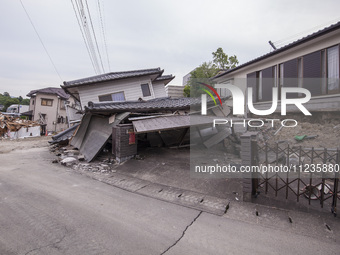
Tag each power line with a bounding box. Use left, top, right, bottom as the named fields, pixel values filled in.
left=70, top=0, right=106, bottom=74
left=76, top=0, right=101, bottom=73
left=70, top=0, right=98, bottom=74
left=19, top=0, right=63, bottom=82
left=97, top=0, right=111, bottom=71
left=273, top=18, right=340, bottom=48
left=84, top=0, right=105, bottom=73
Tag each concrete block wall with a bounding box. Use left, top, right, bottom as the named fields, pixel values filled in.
left=113, top=124, right=137, bottom=163
left=240, top=132, right=258, bottom=202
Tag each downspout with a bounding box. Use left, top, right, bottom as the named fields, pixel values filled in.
left=55, top=96, right=60, bottom=133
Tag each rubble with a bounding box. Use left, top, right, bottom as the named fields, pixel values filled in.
left=0, top=113, right=40, bottom=139
left=51, top=141, right=118, bottom=174
left=255, top=120, right=340, bottom=149
left=61, top=157, right=78, bottom=166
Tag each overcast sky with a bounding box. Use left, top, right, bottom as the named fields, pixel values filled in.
left=1, top=0, right=340, bottom=98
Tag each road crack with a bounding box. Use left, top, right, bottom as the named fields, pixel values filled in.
left=24, top=228, right=68, bottom=255
left=160, top=211, right=202, bottom=255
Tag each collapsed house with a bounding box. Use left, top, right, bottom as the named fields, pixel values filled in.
left=53, top=67, right=243, bottom=163
left=54, top=96, right=236, bottom=163
left=0, top=114, right=41, bottom=139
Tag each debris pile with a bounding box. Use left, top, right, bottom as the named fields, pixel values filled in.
left=0, top=113, right=40, bottom=138
left=256, top=120, right=340, bottom=149
left=50, top=143, right=117, bottom=174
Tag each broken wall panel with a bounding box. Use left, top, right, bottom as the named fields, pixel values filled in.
left=79, top=115, right=112, bottom=162
left=72, top=112, right=130, bottom=162
left=71, top=114, right=92, bottom=149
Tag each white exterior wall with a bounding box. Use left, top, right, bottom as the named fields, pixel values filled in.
left=215, top=30, right=340, bottom=94
left=30, top=94, right=69, bottom=133
left=78, top=77, right=155, bottom=109
left=152, top=82, right=167, bottom=98
left=214, top=30, right=340, bottom=112
left=165, top=85, right=185, bottom=98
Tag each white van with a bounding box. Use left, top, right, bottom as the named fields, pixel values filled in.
left=6, top=104, right=29, bottom=114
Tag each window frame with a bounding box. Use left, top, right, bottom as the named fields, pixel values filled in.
left=41, top=98, right=53, bottom=107
left=98, top=91, right=126, bottom=102
left=141, top=83, right=151, bottom=97
left=256, top=71, right=263, bottom=101
left=326, top=45, right=340, bottom=95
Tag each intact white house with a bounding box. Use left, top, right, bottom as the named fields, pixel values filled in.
left=27, top=87, right=77, bottom=133
left=212, top=21, right=340, bottom=115
left=62, top=68, right=174, bottom=110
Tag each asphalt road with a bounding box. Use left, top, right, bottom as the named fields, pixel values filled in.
left=0, top=145, right=339, bottom=255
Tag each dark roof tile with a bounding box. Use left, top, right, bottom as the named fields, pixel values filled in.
left=86, top=97, right=202, bottom=113
left=27, top=87, right=70, bottom=100
left=63, top=68, right=164, bottom=87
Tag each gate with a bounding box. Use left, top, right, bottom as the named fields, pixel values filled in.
left=251, top=140, right=340, bottom=216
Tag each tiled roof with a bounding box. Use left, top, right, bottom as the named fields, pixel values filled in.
left=63, top=68, right=164, bottom=88
left=49, top=123, right=80, bottom=144
left=155, top=75, right=175, bottom=81
left=213, top=21, right=340, bottom=79
left=86, top=97, right=202, bottom=113
left=27, top=87, right=70, bottom=100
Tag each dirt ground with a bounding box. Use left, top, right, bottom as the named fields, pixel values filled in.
left=260, top=121, right=340, bottom=149
left=0, top=136, right=50, bottom=154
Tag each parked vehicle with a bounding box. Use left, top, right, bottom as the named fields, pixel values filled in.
left=6, top=104, right=29, bottom=114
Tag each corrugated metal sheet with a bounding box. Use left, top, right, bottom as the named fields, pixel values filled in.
left=132, top=115, right=219, bottom=134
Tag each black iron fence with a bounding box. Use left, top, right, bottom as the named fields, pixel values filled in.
left=251, top=141, right=340, bottom=216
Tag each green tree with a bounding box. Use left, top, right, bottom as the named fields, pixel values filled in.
left=184, top=61, right=219, bottom=97
left=184, top=48, right=238, bottom=97
left=3, top=92, right=10, bottom=97
left=21, top=98, right=30, bottom=105
left=3, top=98, right=20, bottom=112
left=212, top=47, right=239, bottom=70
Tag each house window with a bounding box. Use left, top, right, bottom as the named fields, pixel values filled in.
left=321, top=50, right=327, bottom=94
left=327, top=45, right=339, bottom=94
left=257, top=71, right=263, bottom=101
left=298, top=58, right=303, bottom=88
left=98, top=92, right=125, bottom=102
left=41, top=98, right=53, bottom=106
left=298, top=58, right=303, bottom=96
left=279, top=63, right=284, bottom=87
left=32, top=100, right=35, bottom=105
left=273, top=66, right=277, bottom=87
left=141, top=84, right=151, bottom=97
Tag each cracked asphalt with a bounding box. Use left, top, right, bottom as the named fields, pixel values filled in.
left=0, top=138, right=339, bottom=254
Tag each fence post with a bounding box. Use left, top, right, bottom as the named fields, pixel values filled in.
left=240, top=132, right=258, bottom=202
